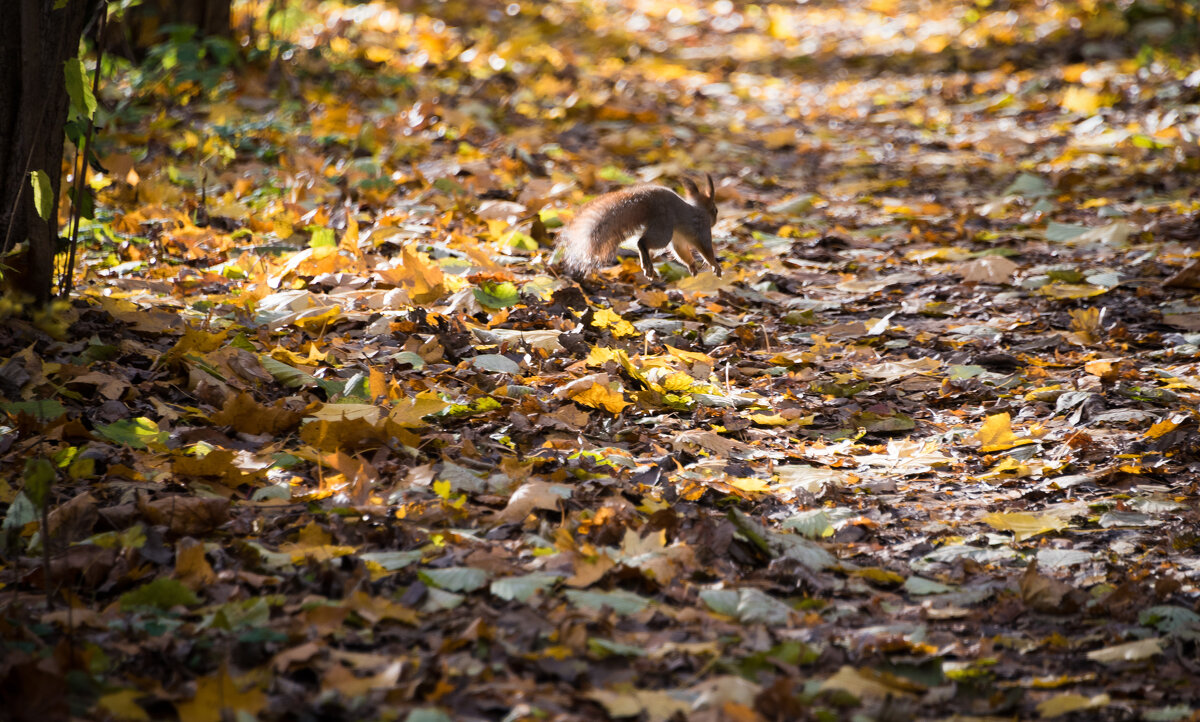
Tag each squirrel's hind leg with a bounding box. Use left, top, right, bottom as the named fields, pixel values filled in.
left=637, top=224, right=672, bottom=278
left=670, top=237, right=699, bottom=276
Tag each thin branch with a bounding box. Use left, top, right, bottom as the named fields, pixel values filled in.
left=61, top=3, right=108, bottom=298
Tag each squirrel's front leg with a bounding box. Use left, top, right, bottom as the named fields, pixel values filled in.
left=636, top=236, right=658, bottom=278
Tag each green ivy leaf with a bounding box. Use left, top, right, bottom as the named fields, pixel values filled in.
left=23, top=458, right=55, bottom=509
left=29, top=170, right=53, bottom=221
left=2, top=493, right=38, bottom=532
left=473, top=280, right=520, bottom=309
left=489, top=573, right=561, bottom=602
left=308, top=227, right=336, bottom=248
left=94, top=417, right=168, bottom=450
left=119, top=578, right=200, bottom=611
left=597, top=166, right=636, bottom=184
left=564, top=589, right=650, bottom=615
left=260, top=355, right=319, bottom=388
left=418, top=566, right=489, bottom=593
left=0, top=399, right=66, bottom=421
left=64, top=56, right=96, bottom=121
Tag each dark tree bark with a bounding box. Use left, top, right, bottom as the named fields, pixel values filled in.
left=0, top=1, right=92, bottom=304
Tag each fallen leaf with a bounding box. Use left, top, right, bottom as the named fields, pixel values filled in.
left=1086, top=637, right=1162, bottom=664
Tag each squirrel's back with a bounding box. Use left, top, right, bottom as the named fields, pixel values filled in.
left=559, top=186, right=686, bottom=275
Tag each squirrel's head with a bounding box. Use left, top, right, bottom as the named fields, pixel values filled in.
left=682, top=174, right=718, bottom=225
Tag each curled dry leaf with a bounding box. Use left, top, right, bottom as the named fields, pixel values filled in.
left=137, top=494, right=230, bottom=536
left=491, top=480, right=569, bottom=524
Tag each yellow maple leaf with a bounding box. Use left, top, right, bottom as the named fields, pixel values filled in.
left=388, top=391, right=449, bottom=427
left=664, top=345, right=714, bottom=365
left=979, top=456, right=1031, bottom=482
left=1061, top=86, right=1101, bottom=115
left=659, top=371, right=698, bottom=392
left=585, top=345, right=625, bottom=366
left=1038, top=282, right=1107, bottom=299
left=292, top=305, right=344, bottom=334
left=570, top=382, right=630, bottom=414
left=728, top=477, right=771, bottom=493
left=98, top=689, right=150, bottom=721
left=852, top=567, right=905, bottom=585
left=399, top=245, right=446, bottom=303
left=981, top=512, right=1068, bottom=542
left=591, top=308, right=638, bottom=337
left=1145, top=417, right=1182, bottom=439
left=1037, top=692, right=1110, bottom=718
left=621, top=528, right=666, bottom=557
left=976, top=412, right=1035, bottom=452
left=176, top=667, right=266, bottom=722
left=749, top=413, right=812, bottom=426
left=675, top=272, right=725, bottom=293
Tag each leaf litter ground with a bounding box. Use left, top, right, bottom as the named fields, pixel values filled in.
left=3, top=1, right=1200, bottom=720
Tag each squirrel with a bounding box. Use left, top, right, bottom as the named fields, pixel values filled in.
left=558, top=174, right=721, bottom=278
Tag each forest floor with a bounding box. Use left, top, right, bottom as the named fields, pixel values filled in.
left=3, top=1, right=1200, bottom=720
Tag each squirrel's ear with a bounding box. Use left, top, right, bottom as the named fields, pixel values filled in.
left=681, top=176, right=701, bottom=198
left=706, top=173, right=715, bottom=199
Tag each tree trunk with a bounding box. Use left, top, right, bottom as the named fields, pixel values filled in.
left=0, top=0, right=91, bottom=305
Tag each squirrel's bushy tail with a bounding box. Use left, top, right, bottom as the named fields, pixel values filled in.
left=559, top=222, right=608, bottom=276
left=559, top=196, right=646, bottom=275
left=555, top=180, right=718, bottom=278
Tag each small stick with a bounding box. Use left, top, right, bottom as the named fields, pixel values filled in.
left=62, top=7, right=108, bottom=297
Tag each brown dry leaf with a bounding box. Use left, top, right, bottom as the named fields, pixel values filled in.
left=491, top=480, right=568, bottom=524
left=620, top=529, right=696, bottom=584
left=585, top=688, right=691, bottom=722
left=345, top=589, right=419, bottom=625
left=210, top=392, right=304, bottom=434
left=672, top=429, right=755, bottom=458
left=278, top=521, right=356, bottom=562
left=42, top=545, right=119, bottom=587
left=299, top=417, right=387, bottom=452
left=203, top=347, right=275, bottom=387
left=1164, top=259, right=1200, bottom=288
left=65, top=371, right=130, bottom=400
left=958, top=255, right=1018, bottom=284
left=566, top=553, right=616, bottom=588
left=272, top=642, right=323, bottom=673
left=174, top=538, right=216, bottom=591
left=322, top=451, right=379, bottom=505
left=96, top=296, right=186, bottom=334
left=171, top=448, right=238, bottom=478
left=1020, top=561, right=1085, bottom=614
left=138, top=495, right=230, bottom=536
left=819, top=665, right=922, bottom=699
left=46, top=491, right=98, bottom=543
left=543, top=404, right=591, bottom=431
left=688, top=675, right=761, bottom=711
left=321, top=660, right=405, bottom=698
